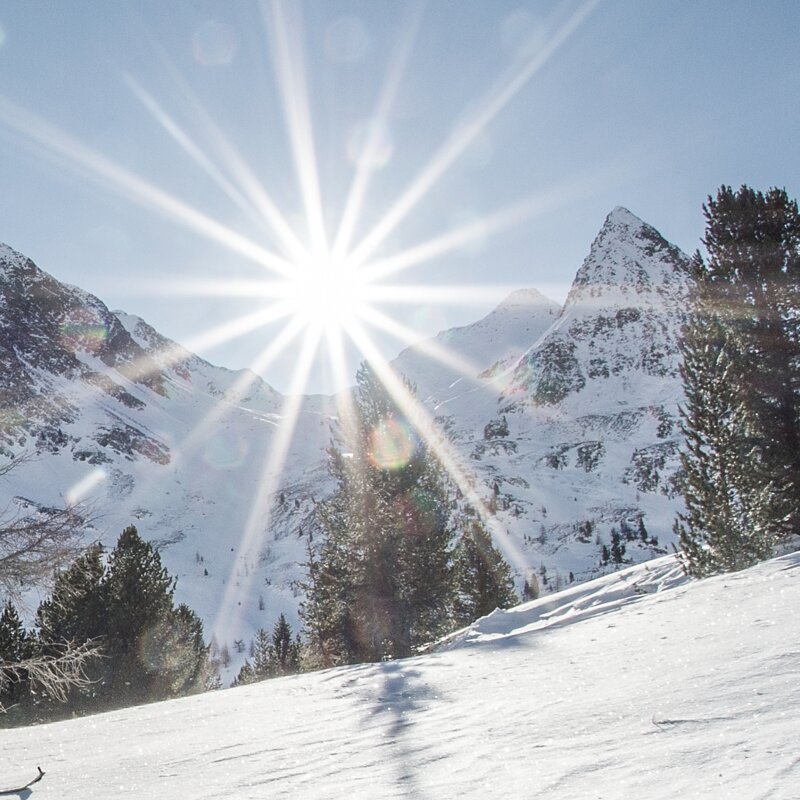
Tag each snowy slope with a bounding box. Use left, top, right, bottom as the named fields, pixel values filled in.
left=2, top=553, right=798, bottom=798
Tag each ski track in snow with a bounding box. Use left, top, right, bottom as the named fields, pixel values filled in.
left=2, top=553, right=799, bottom=799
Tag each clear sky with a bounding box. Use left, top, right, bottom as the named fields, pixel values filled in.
left=0, top=1, right=798, bottom=394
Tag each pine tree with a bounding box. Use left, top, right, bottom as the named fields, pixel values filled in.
left=270, top=614, right=300, bottom=676
left=453, top=519, right=518, bottom=625
left=102, top=526, right=176, bottom=703
left=233, top=615, right=301, bottom=684
left=610, top=528, right=626, bottom=564
left=35, top=544, right=106, bottom=709
left=303, top=363, right=455, bottom=665
left=232, top=659, right=255, bottom=686
left=702, top=186, right=800, bottom=537
left=674, top=308, right=773, bottom=575
left=0, top=601, right=32, bottom=716
left=36, top=544, right=105, bottom=649
left=521, top=575, right=540, bottom=602
left=676, top=186, right=800, bottom=575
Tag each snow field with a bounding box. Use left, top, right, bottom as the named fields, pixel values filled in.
left=2, top=553, right=798, bottom=799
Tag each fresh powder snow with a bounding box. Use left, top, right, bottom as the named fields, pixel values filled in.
left=2, top=552, right=797, bottom=798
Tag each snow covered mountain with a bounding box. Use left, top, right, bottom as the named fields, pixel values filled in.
left=417, top=207, right=693, bottom=591
left=3, top=551, right=797, bottom=798
left=0, top=242, right=334, bottom=651
left=0, top=206, right=693, bottom=663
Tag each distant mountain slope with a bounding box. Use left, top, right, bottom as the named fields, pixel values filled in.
left=391, top=287, right=559, bottom=402
left=3, top=552, right=797, bottom=798
left=503, top=206, right=691, bottom=410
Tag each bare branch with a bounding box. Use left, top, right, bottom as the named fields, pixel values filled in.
left=0, top=454, right=92, bottom=601
left=0, top=640, right=101, bottom=712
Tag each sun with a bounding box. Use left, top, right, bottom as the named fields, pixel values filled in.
left=284, top=252, right=370, bottom=336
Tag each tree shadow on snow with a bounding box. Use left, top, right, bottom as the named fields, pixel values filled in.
left=363, top=660, right=437, bottom=796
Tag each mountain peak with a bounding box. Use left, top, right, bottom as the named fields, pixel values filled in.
left=565, top=208, right=690, bottom=306
left=604, top=206, right=645, bottom=228
left=495, top=287, right=555, bottom=312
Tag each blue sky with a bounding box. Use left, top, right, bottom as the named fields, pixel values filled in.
left=0, top=1, right=798, bottom=394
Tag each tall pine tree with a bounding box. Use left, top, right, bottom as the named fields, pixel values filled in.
left=303, top=363, right=455, bottom=665
left=677, top=187, right=800, bottom=575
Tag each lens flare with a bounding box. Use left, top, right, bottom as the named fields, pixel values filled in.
left=60, top=322, right=109, bottom=354
left=369, top=417, right=418, bottom=470
left=393, top=487, right=442, bottom=538
left=65, top=468, right=108, bottom=506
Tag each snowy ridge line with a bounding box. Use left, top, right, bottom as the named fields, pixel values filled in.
left=435, top=554, right=688, bottom=651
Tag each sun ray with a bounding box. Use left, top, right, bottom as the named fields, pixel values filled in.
left=346, top=0, right=601, bottom=270
left=358, top=177, right=596, bottom=284
left=153, top=278, right=302, bottom=300
left=123, top=74, right=265, bottom=226
left=0, top=95, right=298, bottom=281
left=212, top=323, right=324, bottom=641
left=143, top=44, right=311, bottom=264
left=263, top=0, right=328, bottom=256
left=361, top=283, right=520, bottom=305
left=331, top=1, right=425, bottom=261
left=355, top=303, right=486, bottom=383
left=344, top=320, right=531, bottom=574
left=176, top=301, right=296, bottom=355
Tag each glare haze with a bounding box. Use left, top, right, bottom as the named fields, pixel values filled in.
left=0, top=1, right=797, bottom=394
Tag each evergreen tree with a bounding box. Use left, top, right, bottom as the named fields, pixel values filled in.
left=232, top=658, right=255, bottom=687
left=0, top=601, right=32, bottom=716
left=701, top=186, right=800, bottom=536
left=233, top=615, right=301, bottom=684
left=102, top=526, right=176, bottom=703
left=675, top=308, right=774, bottom=576
left=270, top=614, right=300, bottom=676
left=610, top=528, right=626, bottom=564
left=303, top=363, right=455, bottom=665
left=33, top=526, right=210, bottom=712
left=676, top=186, right=800, bottom=575
left=36, top=544, right=105, bottom=648
left=521, top=575, right=540, bottom=602
left=453, top=519, right=518, bottom=625
left=150, top=603, right=211, bottom=696
left=35, top=544, right=106, bottom=710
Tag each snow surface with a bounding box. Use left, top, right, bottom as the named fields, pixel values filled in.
left=2, top=553, right=798, bottom=799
